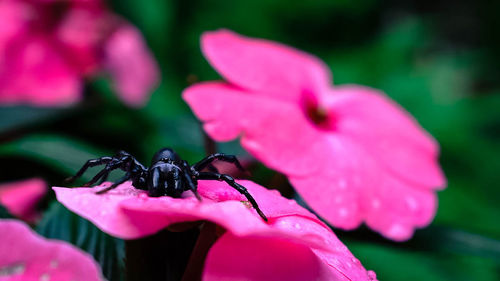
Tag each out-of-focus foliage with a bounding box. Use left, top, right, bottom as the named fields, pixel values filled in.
left=1, top=0, right=499, bottom=280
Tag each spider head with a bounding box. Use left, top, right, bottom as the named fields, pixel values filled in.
left=151, top=148, right=181, bottom=165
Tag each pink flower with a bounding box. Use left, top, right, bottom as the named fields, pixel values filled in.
left=0, top=219, right=103, bottom=281
left=0, top=178, right=46, bottom=222
left=0, top=0, right=159, bottom=107
left=53, top=180, right=377, bottom=280
left=182, top=30, right=446, bottom=241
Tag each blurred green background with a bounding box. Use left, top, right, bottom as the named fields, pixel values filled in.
left=1, top=0, right=499, bottom=280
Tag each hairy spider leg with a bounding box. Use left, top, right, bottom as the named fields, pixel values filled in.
left=65, top=157, right=114, bottom=183
left=197, top=172, right=268, bottom=221
left=181, top=161, right=202, bottom=201
left=83, top=155, right=133, bottom=187
left=193, top=153, right=246, bottom=173
left=95, top=173, right=131, bottom=195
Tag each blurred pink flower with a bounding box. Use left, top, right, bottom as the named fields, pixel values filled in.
left=183, top=30, right=446, bottom=241
left=0, top=0, right=159, bottom=107
left=53, top=180, right=377, bottom=281
left=0, top=178, right=46, bottom=222
left=0, top=219, right=103, bottom=281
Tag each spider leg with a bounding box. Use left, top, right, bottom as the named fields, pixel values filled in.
left=97, top=172, right=110, bottom=185
left=147, top=166, right=164, bottom=197
left=181, top=161, right=202, bottom=201
left=65, top=157, right=113, bottom=183
left=83, top=156, right=132, bottom=187
left=95, top=174, right=131, bottom=195
left=192, top=153, right=245, bottom=173
left=197, top=172, right=267, bottom=221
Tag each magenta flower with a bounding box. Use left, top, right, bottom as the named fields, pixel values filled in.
left=53, top=180, right=377, bottom=280
left=0, top=178, right=46, bottom=222
left=0, top=219, right=103, bottom=281
left=182, top=30, right=446, bottom=241
left=0, top=0, right=159, bottom=107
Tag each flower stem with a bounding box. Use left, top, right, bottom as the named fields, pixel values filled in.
left=181, top=223, right=219, bottom=281
left=203, top=132, right=217, bottom=156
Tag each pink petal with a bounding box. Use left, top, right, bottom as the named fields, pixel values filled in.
left=201, top=29, right=331, bottom=103
left=289, top=136, right=381, bottom=230
left=53, top=180, right=330, bottom=248
left=0, top=1, right=29, bottom=46
left=0, top=178, right=46, bottom=222
left=55, top=5, right=110, bottom=74
left=361, top=175, right=437, bottom=241
left=270, top=216, right=377, bottom=281
left=203, top=233, right=337, bottom=281
left=327, top=85, right=446, bottom=188
left=53, top=180, right=275, bottom=239
left=104, top=24, right=159, bottom=107
left=0, top=219, right=103, bottom=281
left=203, top=216, right=376, bottom=281
left=0, top=37, right=81, bottom=106
left=187, top=30, right=445, bottom=241
left=289, top=138, right=437, bottom=241
left=183, top=82, right=330, bottom=176
left=54, top=180, right=376, bottom=279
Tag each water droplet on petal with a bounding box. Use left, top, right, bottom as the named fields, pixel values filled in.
left=334, top=196, right=343, bottom=203
left=351, top=257, right=360, bottom=264
left=294, top=223, right=301, bottom=229
left=338, top=208, right=348, bottom=218
left=405, top=196, right=418, bottom=212
left=372, top=198, right=381, bottom=209
left=387, top=224, right=407, bottom=238
left=138, top=193, right=148, bottom=200
left=50, top=260, right=58, bottom=269
left=0, top=263, right=25, bottom=276
left=40, top=273, right=50, bottom=281
left=338, top=179, right=347, bottom=189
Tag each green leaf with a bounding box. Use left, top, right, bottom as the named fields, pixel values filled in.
left=0, top=106, right=68, bottom=134
left=36, top=202, right=125, bottom=281
left=346, top=240, right=500, bottom=281
left=0, top=134, right=110, bottom=182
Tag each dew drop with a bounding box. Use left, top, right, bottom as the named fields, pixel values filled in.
left=368, top=270, right=377, bottom=280
left=40, top=273, right=50, bottom=281
left=100, top=210, right=108, bottom=216
left=338, top=208, right=348, bottom=218
left=50, top=260, right=58, bottom=269
left=334, top=196, right=343, bottom=203
left=0, top=263, right=25, bottom=276
left=387, top=224, right=407, bottom=238
left=138, top=193, right=148, bottom=200
left=405, top=196, right=418, bottom=211
left=294, top=223, right=302, bottom=230
left=371, top=199, right=381, bottom=209
left=338, top=179, right=347, bottom=189
left=351, top=257, right=360, bottom=264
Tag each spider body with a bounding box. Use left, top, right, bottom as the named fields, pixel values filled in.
left=66, top=148, right=267, bottom=221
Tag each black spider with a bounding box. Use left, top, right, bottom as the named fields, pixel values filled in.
left=65, top=148, right=267, bottom=221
